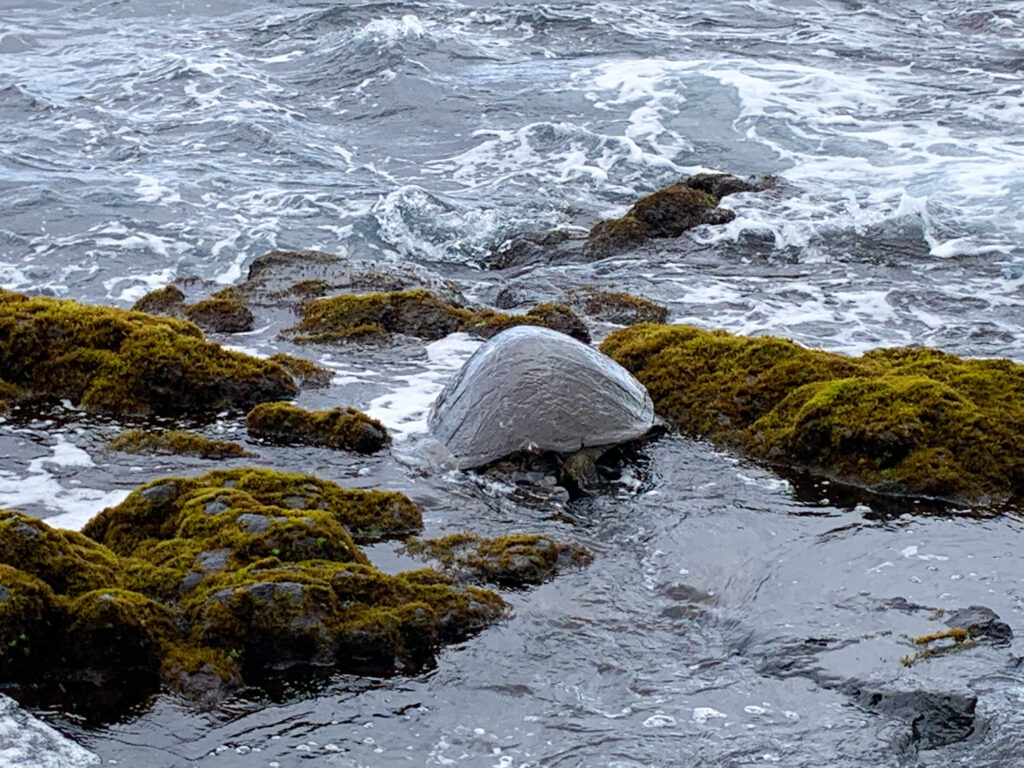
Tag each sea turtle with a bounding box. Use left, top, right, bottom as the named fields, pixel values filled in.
left=428, top=325, right=657, bottom=494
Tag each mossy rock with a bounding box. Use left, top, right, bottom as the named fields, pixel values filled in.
left=601, top=323, right=1024, bottom=505
left=266, top=353, right=334, bottom=388
left=292, top=289, right=589, bottom=344
left=0, top=289, right=296, bottom=415
left=183, top=287, right=254, bottom=334
left=570, top=288, right=668, bottom=325
left=585, top=184, right=734, bottom=258
left=84, top=468, right=422, bottom=552
left=0, top=510, right=123, bottom=596
left=133, top=284, right=186, bottom=316
left=0, top=564, right=59, bottom=679
left=245, top=402, right=389, bottom=454
left=405, top=533, right=593, bottom=587
left=109, top=429, right=255, bottom=459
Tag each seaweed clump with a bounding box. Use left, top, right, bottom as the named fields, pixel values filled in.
left=0, top=468, right=520, bottom=710
left=109, top=430, right=255, bottom=459
left=601, top=323, right=1024, bottom=506
left=0, top=289, right=296, bottom=415
left=405, top=534, right=593, bottom=587
left=292, top=290, right=589, bottom=344
left=246, top=402, right=389, bottom=454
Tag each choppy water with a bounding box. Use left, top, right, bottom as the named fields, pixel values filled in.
left=2, top=0, right=1024, bottom=766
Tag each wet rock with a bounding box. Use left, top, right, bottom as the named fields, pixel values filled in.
left=601, top=323, right=1024, bottom=507
left=108, top=429, right=255, bottom=459
left=843, top=684, right=978, bottom=749
left=0, top=289, right=296, bottom=416
left=584, top=184, right=734, bottom=258
left=404, top=533, right=592, bottom=587
left=183, top=287, right=254, bottom=334
left=680, top=172, right=768, bottom=200
left=943, top=605, right=1013, bottom=646
left=245, top=401, right=389, bottom=454
left=133, top=284, right=186, bottom=316
left=569, top=287, right=668, bottom=325
left=266, top=353, right=334, bottom=388
left=291, top=289, right=590, bottom=345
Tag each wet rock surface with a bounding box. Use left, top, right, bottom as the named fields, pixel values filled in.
left=245, top=402, right=389, bottom=454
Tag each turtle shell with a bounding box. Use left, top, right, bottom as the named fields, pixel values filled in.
left=428, top=326, right=655, bottom=469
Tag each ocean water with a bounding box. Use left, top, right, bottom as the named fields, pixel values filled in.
left=2, top=0, right=1024, bottom=766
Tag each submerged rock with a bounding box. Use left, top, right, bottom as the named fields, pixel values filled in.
left=404, top=534, right=593, bottom=587
left=0, top=289, right=296, bottom=415
left=245, top=402, right=389, bottom=454
left=569, top=287, right=669, bottom=325
left=291, top=289, right=590, bottom=344
left=601, top=323, right=1024, bottom=506
left=108, top=430, right=255, bottom=459
left=429, top=326, right=656, bottom=471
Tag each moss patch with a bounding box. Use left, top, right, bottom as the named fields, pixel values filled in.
left=133, top=285, right=186, bottom=316
left=109, top=430, right=255, bottom=459
left=601, top=323, right=1024, bottom=505
left=246, top=402, right=389, bottom=454
left=405, top=534, right=593, bottom=587
left=0, top=289, right=296, bottom=415
left=292, top=290, right=589, bottom=344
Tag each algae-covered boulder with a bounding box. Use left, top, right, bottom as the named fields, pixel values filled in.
left=183, top=287, right=254, bottom=334
left=405, top=533, right=593, bottom=587
left=245, top=402, right=389, bottom=454
left=132, top=284, right=186, bottom=316
left=601, top=323, right=1024, bottom=505
left=291, top=289, right=589, bottom=344
left=0, top=289, right=296, bottom=415
left=569, top=288, right=668, bottom=326
left=108, top=429, right=255, bottom=459
left=0, top=466, right=525, bottom=709
left=585, top=184, right=734, bottom=258
left=266, top=353, right=334, bottom=388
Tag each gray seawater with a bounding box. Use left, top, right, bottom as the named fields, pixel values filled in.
left=2, top=0, right=1024, bottom=766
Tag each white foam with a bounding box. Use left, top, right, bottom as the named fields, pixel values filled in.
left=0, top=695, right=99, bottom=768
left=0, top=436, right=129, bottom=531
left=364, top=333, right=480, bottom=439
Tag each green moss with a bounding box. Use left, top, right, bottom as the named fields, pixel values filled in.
left=0, top=510, right=123, bottom=596
left=585, top=185, right=730, bottom=257
left=600, top=323, right=1024, bottom=505
left=294, top=290, right=590, bottom=344
left=266, top=353, right=333, bottom=388
left=405, top=533, right=593, bottom=587
left=109, top=429, right=255, bottom=459
left=245, top=402, right=389, bottom=454
left=0, top=289, right=296, bottom=415
left=184, top=287, right=255, bottom=334
left=0, top=564, right=58, bottom=677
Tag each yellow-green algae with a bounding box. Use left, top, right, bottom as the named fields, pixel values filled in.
left=266, top=353, right=334, bottom=388
left=570, top=287, right=668, bottom=325
left=132, top=284, right=185, bottom=315
left=292, top=289, right=589, bottom=344
left=0, top=468, right=512, bottom=704
left=245, top=402, right=389, bottom=454
left=0, top=289, right=296, bottom=415
left=405, top=533, right=593, bottom=587
left=109, top=429, right=255, bottom=459
left=600, top=323, right=1024, bottom=505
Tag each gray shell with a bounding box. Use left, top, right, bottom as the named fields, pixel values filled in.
left=428, top=325, right=655, bottom=469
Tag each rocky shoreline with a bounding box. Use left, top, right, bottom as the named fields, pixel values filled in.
left=1, top=176, right=1021, bottom=729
